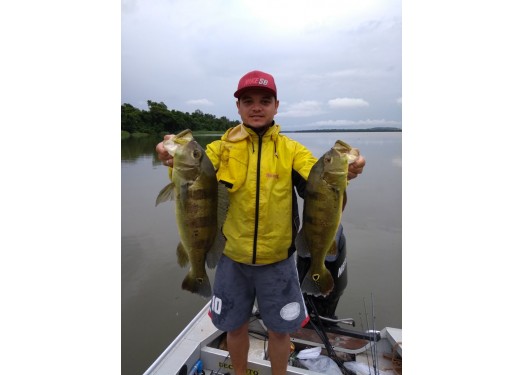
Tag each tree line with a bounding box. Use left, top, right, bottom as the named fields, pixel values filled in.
left=121, top=100, right=239, bottom=135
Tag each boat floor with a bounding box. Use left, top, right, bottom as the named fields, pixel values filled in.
left=201, top=315, right=401, bottom=374
left=144, top=302, right=402, bottom=375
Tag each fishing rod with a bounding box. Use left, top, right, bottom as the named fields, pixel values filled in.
left=358, top=312, right=372, bottom=375
left=363, top=297, right=379, bottom=375
left=371, top=293, right=378, bottom=374
left=306, top=296, right=357, bottom=375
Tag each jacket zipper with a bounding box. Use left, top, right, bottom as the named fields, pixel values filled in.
left=252, top=134, right=263, bottom=264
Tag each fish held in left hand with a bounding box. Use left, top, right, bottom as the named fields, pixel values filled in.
left=156, top=129, right=226, bottom=298
left=297, top=140, right=359, bottom=297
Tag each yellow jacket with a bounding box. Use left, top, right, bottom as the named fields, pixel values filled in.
left=206, top=123, right=317, bottom=264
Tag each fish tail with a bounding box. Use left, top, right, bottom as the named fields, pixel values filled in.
left=181, top=272, right=211, bottom=298
left=301, top=267, right=334, bottom=297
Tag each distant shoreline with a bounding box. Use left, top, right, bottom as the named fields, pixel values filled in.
left=283, top=127, right=402, bottom=133
left=122, top=127, right=402, bottom=139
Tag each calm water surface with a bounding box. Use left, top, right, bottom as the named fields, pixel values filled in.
left=121, top=132, right=402, bottom=375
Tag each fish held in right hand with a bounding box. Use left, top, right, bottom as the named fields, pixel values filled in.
left=156, top=129, right=227, bottom=297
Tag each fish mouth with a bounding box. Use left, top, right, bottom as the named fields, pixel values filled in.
left=164, top=130, right=195, bottom=155
left=173, top=129, right=194, bottom=143
left=164, top=140, right=187, bottom=156
left=332, top=141, right=359, bottom=165
left=333, top=140, right=350, bottom=151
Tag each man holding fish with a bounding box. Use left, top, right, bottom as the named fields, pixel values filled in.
left=156, top=70, right=365, bottom=375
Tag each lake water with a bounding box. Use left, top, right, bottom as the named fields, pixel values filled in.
left=121, top=131, right=402, bottom=375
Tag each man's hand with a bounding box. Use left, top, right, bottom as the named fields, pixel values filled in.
left=156, top=134, right=174, bottom=167
left=348, top=155, right=365, bottom=180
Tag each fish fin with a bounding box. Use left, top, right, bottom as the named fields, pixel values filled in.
left=206, top=183, right=229, bottom=269
left=182, top=272, right=211, bottom=298
left=301, top=267, right=334, bottom=297
left=295, top=228, right=310, bottom=257
left=155, top=183, right=176, bottom=206
left=206, top=232, right=225, bottom=269
left=176, top=243, right=189, bottom=267
left=217, top=183, right=230, bottom=228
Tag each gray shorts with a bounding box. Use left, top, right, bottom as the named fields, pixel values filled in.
left=209, top=255, right=309, bottom=333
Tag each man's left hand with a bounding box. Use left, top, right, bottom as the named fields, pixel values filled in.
left=348, top=155, right=366, bottom=180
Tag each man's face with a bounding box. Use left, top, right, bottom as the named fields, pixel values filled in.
left=236, top=89, right=279, bottom=129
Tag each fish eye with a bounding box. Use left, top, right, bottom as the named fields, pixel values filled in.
left=193, top=149, right=201, bottom=158
left=324, top=156, right=332, bottom=163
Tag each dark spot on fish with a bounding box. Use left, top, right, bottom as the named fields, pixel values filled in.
left=306, top=191, right=323, bottom=200
left=304, top=216, right=316, bottom=225
left=304, top=215, right=332, bottom=227
left=189, top=189, right=210, bottom=200
left=188, top=216, right=215, bottom=228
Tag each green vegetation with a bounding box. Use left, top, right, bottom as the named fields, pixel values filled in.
left=121, top=100, right=238, bottom=136
left=121, top=100, right=402, bottom=135
left=121, top=130, right=153, bottom=139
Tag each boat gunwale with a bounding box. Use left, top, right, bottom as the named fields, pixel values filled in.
left=143, top=301, right=212, bottom=375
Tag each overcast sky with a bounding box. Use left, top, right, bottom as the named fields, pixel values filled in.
left=122, top=0, right=401, bottom=131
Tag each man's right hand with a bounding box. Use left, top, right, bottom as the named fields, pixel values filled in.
left=156, top=134, right=174, bottom=167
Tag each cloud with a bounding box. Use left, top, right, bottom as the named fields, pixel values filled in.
left=328, top=98, right=369, bottom=109
left=278, top=100, right=325, bottom=118
left=186, top=99, right=214, bottom=106
left=122, top=0, right=402, bottom=130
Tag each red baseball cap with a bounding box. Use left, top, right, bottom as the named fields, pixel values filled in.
left=234, top=70, right=277, bottom=99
